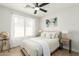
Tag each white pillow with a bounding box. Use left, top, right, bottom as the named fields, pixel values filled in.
left=51, top=32, right=59, bottom=39
left=41, top=32, right=46, bottom=38
left=45, top=32, right=51, bottom=39
left=51, top=33, right=56, bottom=39
left=45, top=32, right=56, bottom=39
left=41, top=31, right=60, bottom=39
left=53, top=32, right=60, bottom=38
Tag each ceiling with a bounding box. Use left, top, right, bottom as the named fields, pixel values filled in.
left=0, top=3, right=79, bottom=18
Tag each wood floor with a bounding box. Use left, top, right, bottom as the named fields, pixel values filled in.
left=0, top=46, right=79, bottom=56
left=52, top=49, right=79, bottom=56
left=0, top=47, right=23, bottom=56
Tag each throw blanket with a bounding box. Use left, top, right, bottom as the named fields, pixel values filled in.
left=30, top=39, right=50, bottom=56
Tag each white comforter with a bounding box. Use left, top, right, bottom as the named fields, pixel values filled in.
left=20, top=37, right=59, bottom=56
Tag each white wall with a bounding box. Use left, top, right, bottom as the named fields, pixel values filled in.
left=0, top=5, right=40, bottom=48
left=40, top=5, right=79, bottom=52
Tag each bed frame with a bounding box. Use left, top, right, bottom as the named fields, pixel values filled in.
left=21, top=47, right=59, bottom=56
left=21, top=48, right=30, bottom=56
left=21, top=31, right=61, bottom=56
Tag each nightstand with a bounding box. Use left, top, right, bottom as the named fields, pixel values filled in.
left=60, top=38, right=72, bottom=53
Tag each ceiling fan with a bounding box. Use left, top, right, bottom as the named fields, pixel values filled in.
left=25, top=3, right=49, bottom=14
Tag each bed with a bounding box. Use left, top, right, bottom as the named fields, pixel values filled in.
left=20, top=31, right=60, bottom=56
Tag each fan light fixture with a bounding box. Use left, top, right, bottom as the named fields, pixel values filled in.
left=25, top=3, right=49, bottom=14
left=35, top=7, right=39, bottom=10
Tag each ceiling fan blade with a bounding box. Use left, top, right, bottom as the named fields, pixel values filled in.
left=40, top=8, right=47, bottom=12
left=34, top=10, right=37, bottom=14
left=25, top=5, right=34, bottom=9
left=39, top=3, right=49, bottom=7
left=35, top=3, right=38, bottom=7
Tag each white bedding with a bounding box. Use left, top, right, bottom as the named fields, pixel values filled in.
left=20, top=37, right=59, bottom=56
left=31, top=39, right=50, bottom=56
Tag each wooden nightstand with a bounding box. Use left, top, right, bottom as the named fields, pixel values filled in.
left=60, top=38, right=72, bottom=53
left=59, top=32, right=72, bottom=53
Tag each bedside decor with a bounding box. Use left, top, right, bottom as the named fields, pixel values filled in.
left=60, top=33, right=72, bottom=53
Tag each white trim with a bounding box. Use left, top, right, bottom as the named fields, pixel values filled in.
left=63, top=46, right=79, bottom=53
left=24, top=18, right=26, bottom=40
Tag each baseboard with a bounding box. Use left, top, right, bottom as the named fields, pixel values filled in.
left=10, top=46, right=20, bottom=49
left=63, top=46, right=79, bottom=53
left=72, top=49, right=79, bottom=53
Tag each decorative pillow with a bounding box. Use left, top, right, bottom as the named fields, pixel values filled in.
left=51, top=32, right=56, bottom=39
left=54, top=32, right=58, bottom=38
left=45, top=32, right=57, bottom=39
left=51, top=32, right=60, bottom=39
left=41, top=31, right=60, bottom=39
left=41, top=32, right=46, bottom=38
left=45, top=32, right=51, bottom=39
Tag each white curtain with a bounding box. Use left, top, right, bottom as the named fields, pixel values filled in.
left=11, top=14, right=36, bottom=47
left=14, top=15, right=24, bottom=38
left=13, top=14, right=35, bottom=38
left=25, top=17, right=35, bottom=37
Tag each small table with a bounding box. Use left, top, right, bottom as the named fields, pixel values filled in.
left=0, top=38, right=10, bottom=52
left=60, top=38, right=72, bottom=53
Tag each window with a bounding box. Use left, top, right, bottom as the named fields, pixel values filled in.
left=25, top=18, right=35, bottom=37
left=12, top=14, right=35, bottom=38
left=14, top=15, right=24, bottom=38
